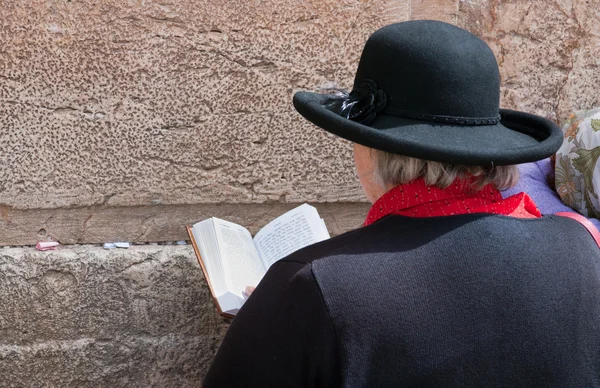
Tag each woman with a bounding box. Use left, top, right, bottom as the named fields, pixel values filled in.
left=204, top=21, right=600, bottom=387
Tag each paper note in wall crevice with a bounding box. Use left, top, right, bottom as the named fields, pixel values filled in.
left=36, top=241, right=59, bottom=251
left=103, top=242, right=130, bottom=249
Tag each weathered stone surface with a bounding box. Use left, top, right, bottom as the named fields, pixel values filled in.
left=0, top=202, right=369, bottom=245
left=0, top=0, right=409, bottom=211
left=0, top=335, right=216, bottom=387
left=458, top=0, right=600, bottom=122
left=1, top=0, right=599, bottom=245
left=412, top=0, right=459, bottom=23
left=0, top=245, right=229, bottom=386
left=1, top=2, right=600, bottom=384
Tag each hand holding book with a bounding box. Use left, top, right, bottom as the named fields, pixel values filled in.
left=242, top=286, right=255, bottom=300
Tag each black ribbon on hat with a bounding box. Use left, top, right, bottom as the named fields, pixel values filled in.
left=323, top=80, right=387, bottom=125
left=324, top=79, right=501, bottom=126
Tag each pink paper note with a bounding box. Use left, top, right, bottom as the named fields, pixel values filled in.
left=36, top=241, right=60, bottom=251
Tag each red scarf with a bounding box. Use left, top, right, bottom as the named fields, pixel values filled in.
left=365, top=178, right=541, bottom=226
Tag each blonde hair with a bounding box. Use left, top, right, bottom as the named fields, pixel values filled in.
left=373, top=150, right=519, bottom=190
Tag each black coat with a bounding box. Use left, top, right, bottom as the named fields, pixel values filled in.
left=204, top=214, right=600, bottom=387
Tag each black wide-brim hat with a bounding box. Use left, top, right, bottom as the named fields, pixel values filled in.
left=293, top=20, right=563, bottom=166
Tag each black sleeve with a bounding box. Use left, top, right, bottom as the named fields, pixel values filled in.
left=203, top=260, right=339, bottom=388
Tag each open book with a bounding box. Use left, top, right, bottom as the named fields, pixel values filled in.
left=187, top=204, right=330, bottom=317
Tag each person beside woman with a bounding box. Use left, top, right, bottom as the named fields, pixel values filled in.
left=503, top=108, right=600, bottom=232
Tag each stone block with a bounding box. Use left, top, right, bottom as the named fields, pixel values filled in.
left=411, top=0, right=459, bottom=23
left=0, top=335, right=216, bottom=387
left=0, top=0, right=408, bottom=211
left=0, top=245, right=229, bottom=386
left=458, top=0, right=600, bottom=122
left=0, top=202, right=369, bottom=245
left=0, top=245, right=227, bottom=342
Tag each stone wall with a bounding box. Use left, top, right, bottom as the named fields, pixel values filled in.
left=0, top=245, right=226, bottom=386
left=459, top=0, right=600, bottom=122
left=1, top=0, right=599, bottom=386
left=0, top=0, right=406, bottom=244
left=1, top=0, right=597, bottom=245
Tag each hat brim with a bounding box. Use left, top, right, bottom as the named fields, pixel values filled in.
left=293, top=91, right=563, bottom=166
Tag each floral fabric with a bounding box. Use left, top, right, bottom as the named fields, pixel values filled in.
left=364, top=178, right=541, bottom=226
left=555, top=108, right=600, bottom=219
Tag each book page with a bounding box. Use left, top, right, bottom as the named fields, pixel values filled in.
left=254, top=204, right=330, bottom=268
left=193, top=221, right=228, bottom=297
left=213, top=218, right=267, bottom=298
